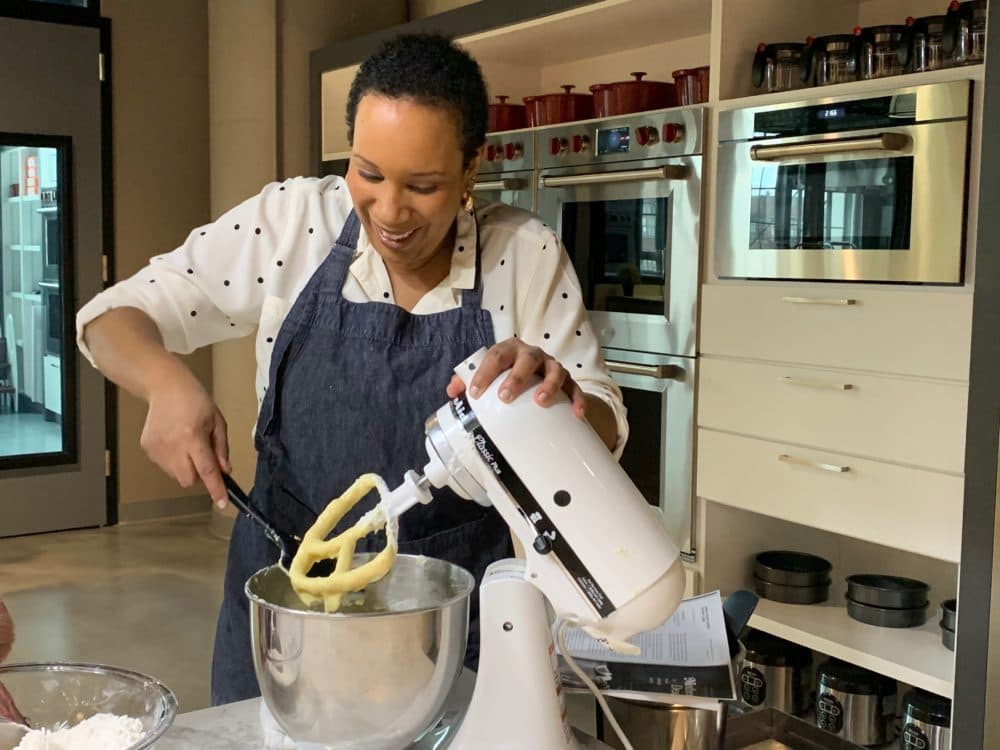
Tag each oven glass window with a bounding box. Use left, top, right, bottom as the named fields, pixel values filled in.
left=749, top=157, right=914, bottom=250
left=618, top=387, right=661, bottom=508
left=560, top=197, right=667, bottom=316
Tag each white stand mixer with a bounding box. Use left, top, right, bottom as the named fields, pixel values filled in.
left=380, top=348, right=687, bottom=749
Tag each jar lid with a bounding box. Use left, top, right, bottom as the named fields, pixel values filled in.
left=817, top=659, right=896, bottom=696
left=742, top=630, right=812, bottom=667
left=903, top=688, right=952, bottom=726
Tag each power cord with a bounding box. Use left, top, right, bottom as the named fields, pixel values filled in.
left=554, top=617, right=634, bottom=750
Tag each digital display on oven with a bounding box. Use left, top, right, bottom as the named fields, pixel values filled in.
left=597, top=127, right=630, bottom=155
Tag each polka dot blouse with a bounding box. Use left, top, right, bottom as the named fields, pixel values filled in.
left=76, top=175, right=628, bottom=453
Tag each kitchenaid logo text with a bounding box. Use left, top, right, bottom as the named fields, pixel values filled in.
left=474, top=433, right=503, bottom=476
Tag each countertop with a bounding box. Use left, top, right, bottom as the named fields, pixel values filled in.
left=156, top=671, right=613, bottom=749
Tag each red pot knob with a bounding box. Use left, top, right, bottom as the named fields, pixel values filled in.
left=631, top=72, right=647, bottom=81
left=496, top=95, right=509, bottom=103
left=663, top=122, right=685, bottom=144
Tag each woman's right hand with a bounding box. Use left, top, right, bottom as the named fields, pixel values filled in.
left=140, top=363, right=231, bottom=507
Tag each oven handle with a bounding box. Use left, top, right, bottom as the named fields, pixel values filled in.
left=540, top=165, right=688, bottom=188
left=606, top=361, right=680, bottom=380
left=474, top=177, right=528, bottom=191
left=750, top=132, right=911, bottom=162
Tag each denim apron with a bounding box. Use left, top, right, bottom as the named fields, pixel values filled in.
left=210, top=210, right=513, bottom=705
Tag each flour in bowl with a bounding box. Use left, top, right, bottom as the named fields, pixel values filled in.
left=14, top=712, right=144, bottom=750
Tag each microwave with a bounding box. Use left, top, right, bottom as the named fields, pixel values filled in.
left=715, top=81, right=971, bottom=284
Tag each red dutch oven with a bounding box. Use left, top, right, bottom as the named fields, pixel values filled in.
left=523, top=85, right=594, bottom=126
left=672, top=66, right=710, bottom=105
left=487, top=95, right=527, bottom=133
left=589, top=72, right=676, bottom=117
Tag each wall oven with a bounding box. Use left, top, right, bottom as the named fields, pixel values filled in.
left=607, top=350, right=695, bottom=556
left=536, top=107, right=704, bottom=357
left=716, top=80, right=971, bottom=284
left=474, top=129, right=535, bottom=212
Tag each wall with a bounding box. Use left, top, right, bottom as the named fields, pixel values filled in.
left=408, top=0, right=479, bottom=19
left=101, top=0, right=213, bottom=518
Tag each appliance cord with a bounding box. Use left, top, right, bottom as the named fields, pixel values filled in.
left=554, top=617, right=635, bottom=750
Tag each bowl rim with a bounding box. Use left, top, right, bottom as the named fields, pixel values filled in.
left=245, top=555, right=476, bottom=619
left=0, top=661, right=177, bottom=748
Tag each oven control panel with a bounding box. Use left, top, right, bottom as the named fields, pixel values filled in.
left=480, top=129, right=535, bottom=175
left=537, top=106, right=703, bottom=170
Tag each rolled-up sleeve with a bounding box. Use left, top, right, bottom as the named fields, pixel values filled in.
left=514, top=226, right=629, bottom=457
left=76, top=180, right=298, bottom=367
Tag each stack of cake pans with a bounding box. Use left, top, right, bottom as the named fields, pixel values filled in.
left=845, top=574, right=929, bottom=628
left=753, top=551, right=831, bottom=604
left=940, top=598, right=957, bottom=650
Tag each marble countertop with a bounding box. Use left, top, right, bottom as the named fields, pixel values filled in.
left=155, top=671, right=613, bottom=749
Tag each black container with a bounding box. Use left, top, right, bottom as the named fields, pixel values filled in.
left=846, top=597, right=928, bottom=628
left=755, top=550, right=832, bottom=587
left=740, top=630, right=814, bottom=716
left=816, top=659, right=896, bottom=746
left=845, top=574, right=929, bottom=609
left=902, top=688, right=952, bottom=750
left=754, top=576, right=830, bottom=605
left=940, top=598, right=957, bottom=630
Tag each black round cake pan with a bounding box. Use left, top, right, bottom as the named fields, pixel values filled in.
left=941, top=623, right=956, bottom=651
left=845, top=574, right=929, bottom=609
left=754, top=550, right=833, bottom=587
left=753, top=575, right=830, bottom=605
left=941, top=598, right=957, bottom=631
left=846, top=597, right=929, bottom=628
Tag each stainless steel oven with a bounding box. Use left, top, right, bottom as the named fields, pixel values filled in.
left=606, top=350, right=695, bottom=556
left=537, top=107, right=704, bottom=357
left=716, top=80, right=971, bottom=284
left=474, top=128, right=535, bottom=212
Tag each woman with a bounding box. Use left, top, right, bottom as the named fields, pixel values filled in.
left=78, top=33, right=627, bottom=705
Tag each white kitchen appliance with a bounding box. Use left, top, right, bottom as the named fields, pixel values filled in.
left=378, top=347, right=686, bottom=749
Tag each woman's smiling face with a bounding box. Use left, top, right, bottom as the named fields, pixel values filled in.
left=347, top=94, right=478, bottom=274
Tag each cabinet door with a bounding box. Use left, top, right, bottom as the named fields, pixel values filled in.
left=0, top=17, right=108, bottom=534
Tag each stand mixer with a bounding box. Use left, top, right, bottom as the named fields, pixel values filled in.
left=249, top=347, right=686, bottom=749
left=381, top=347, right=686, bottom=748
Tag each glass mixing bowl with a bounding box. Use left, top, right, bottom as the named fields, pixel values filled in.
left=0, top=662, right=176, bottom=750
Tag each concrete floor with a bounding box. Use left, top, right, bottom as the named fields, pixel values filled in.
left=0, top=515, right=228, bottom=713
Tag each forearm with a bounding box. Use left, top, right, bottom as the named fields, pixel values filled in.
left=584, top=394, right=618, bottom=452
left=83, top=307, right=194, bottom=402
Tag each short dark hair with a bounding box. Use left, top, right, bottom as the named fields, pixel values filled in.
left=346, top=33, right=488, bottom=167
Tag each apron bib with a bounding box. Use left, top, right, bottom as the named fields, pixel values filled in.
left=210, top=211, right=512, bottom=705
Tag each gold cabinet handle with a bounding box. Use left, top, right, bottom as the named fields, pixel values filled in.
left=781, top=296, right=857, bottom=306
left=780, top=376, right=854, bottom=391
left=778, top=453, right=850, bottom=473
left=474, top=177, right=527, bottom=191
left=540, top=165, right=688, bottom=188
left=606, top=361, right=680, bottom=379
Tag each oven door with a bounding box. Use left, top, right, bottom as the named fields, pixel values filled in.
left=473, top=171, right=535, bottom=213
left=716, top=120, right=967, bottom=283
left=538, top=156, right=701, bottom=357
left=605, top=349, right=695, bottom=556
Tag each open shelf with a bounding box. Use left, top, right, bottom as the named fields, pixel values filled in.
left=751, top=598, right=954, bottom=698
left=718, top=64, right=985, bottom=110
left=459, top=0, right=711, bottom=66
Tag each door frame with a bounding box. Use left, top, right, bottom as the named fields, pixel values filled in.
left=0, top=3, right=117, bottom=524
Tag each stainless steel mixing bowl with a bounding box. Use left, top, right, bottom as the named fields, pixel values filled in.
left=0, top=662, right=176, bottom=749
left=246, top=554, right=474, bottom=750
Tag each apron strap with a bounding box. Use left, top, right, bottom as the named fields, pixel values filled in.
left=316, top=210, right=363, bottom=296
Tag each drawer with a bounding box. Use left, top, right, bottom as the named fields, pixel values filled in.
left=700, top=284, right=973, bottom=381
left=698, top=358, right=968, bottom=473
left=696, top=429, right=963, bottom=562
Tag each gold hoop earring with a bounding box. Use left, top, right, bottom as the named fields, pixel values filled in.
left=462, top=189, right=475, bottom=213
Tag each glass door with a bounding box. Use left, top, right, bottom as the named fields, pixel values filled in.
left=0, top=16, right=108, bottom=535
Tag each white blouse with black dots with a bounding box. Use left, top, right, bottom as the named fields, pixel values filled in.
left=76, top=175, right=629, bottom=454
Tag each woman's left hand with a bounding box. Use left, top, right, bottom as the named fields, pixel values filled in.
left=446, top=338, right=587, bottom=417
